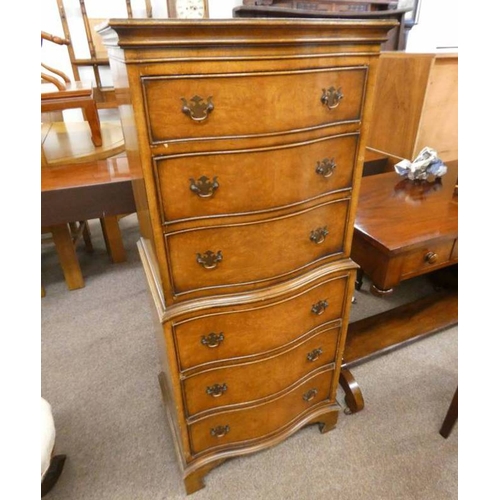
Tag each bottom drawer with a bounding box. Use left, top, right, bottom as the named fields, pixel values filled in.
left=188, top=368, right=334, bottom=455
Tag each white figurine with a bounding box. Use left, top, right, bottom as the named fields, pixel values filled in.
left=394, top=147, right=447, bottom=181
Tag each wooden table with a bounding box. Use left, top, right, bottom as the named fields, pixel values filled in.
left=339, top=161, right=458, bottom=413
left=41, top=155, right=137, bottom=290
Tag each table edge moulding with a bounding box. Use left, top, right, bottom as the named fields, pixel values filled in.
left=97, top=18, right=396, bottom=494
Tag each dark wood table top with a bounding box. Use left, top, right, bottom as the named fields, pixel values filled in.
left=233, top=6, right=411, bottom=19
left=354, top=160, right=458, bottom=254
left=41, top=155, right=138, bottom=226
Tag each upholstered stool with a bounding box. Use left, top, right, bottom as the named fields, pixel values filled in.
left=41, top=398, right=66, bottom=497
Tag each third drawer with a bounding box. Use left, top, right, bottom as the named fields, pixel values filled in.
left=165, top=194, right=351, bottom=297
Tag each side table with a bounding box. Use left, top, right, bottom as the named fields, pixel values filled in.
left=41, top=156, right=137, bottom=290
left=340, top=161, right=458, bottom=413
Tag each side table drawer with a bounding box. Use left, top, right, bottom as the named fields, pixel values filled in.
left=400, top=240, right=455, bottom=279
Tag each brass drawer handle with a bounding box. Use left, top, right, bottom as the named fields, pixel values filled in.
left=425, top=252, right=438, bottom=264
left=311, top=300, right=328, bottom=316
left=181, top=95, right=214, bottom=122
left=316, top=158, right=336, bottom=178
left=321, top=86, right=343, bottom=110
left=303, top=388, right=318, bottom=402
left=197, top=250, right=223, bottom=269
left=307, top=347, right=323, bottom=362
left=210, top=425, right=230, bottom=438
left=310, top=226, right=328, bottom=244
left=190, top=176, right=219, bottom=198
left=206, top=383, right=227, bottom=398
left=201, top=332, right=224, bottom=348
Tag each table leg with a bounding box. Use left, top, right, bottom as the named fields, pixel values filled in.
left=100, top=216, right=127, bottom=263
left=49, top=223, right=85, bottom=290
left=68, top=221, right=93, bottom=252
left=82, top=221, right=93, bottom=252
left=339, top=368, right=365, bottom=414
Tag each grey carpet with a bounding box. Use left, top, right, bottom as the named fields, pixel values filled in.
left=41, top=215, right=457, bottom=500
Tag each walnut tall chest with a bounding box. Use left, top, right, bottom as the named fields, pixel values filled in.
left=98, top=18, right=395, bottom=494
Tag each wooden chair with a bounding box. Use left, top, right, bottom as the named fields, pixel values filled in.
left=41, top=31, right=102, bottom=147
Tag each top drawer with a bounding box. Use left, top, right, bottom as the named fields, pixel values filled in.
left=142, top=66, right=367, bottom=144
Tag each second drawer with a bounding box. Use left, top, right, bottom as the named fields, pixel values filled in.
left=154, top=133, right=359, bottom=223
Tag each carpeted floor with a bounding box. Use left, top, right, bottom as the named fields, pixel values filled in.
left=41, top=215, right=458, bottom=500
